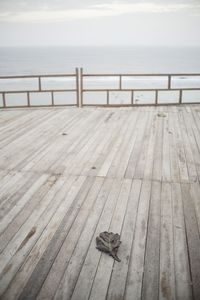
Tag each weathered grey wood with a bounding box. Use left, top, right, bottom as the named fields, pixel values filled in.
left=0, top=106, right=199, bottom=300
left=7, top=109, right=83, bottom=171
left=142, top=180, right=161, bottom=300
left=0, top=174, right=71, bottom=295
left=89, top=179, right=132, bottom=300
left=54, top=177, right=114, bottom=300
left=31, top=110, right=99, bottom=173
left=183, top=108, right=200, bottom=181
left=162, top=113, right=171, bottom=182
left=152, top=112, right=163, bottom=181
left=159, top=182, right=176, bottom=300
left=17, top=176, right=99, bottom=300
left=172, top=183, right=193, bottom=300
left=2, top=175, right=86, bottom=300
left=143, top=111, right=158, bottom=180
left=124, top=110, right=149, bottom=178
left=168, top=111, right=180, bottom=182
left=75, top=111, right=122, bottom=176
left=107, top=110, right=142, bottom=178
left=124, top=180, right=152, bottom=300
left=178, top=110, right=197, bottom=182
left=181, top=183, right=200, bottom=300
left=0, top=172, right=38, bottom=221
left=172, top=111, right=189, bottom=182
left=21, top=109, right=84, bottom=172
left=0, top=109, right=54, bottom=148
left=71, top=178, right=123, bottom=300
left=97, top=110, right=137, bottom=177
left=0, top=174, right=49, bottom=247
left=106, top=180, right=142, bottom=300
left=134, top=109, right=154, bottom=179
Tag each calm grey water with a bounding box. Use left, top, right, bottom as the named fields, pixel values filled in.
left=0, top=46, right=200, bottom=75
left=0, top=46, right=200, bottom=106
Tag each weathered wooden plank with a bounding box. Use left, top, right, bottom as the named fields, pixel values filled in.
left=72, top=111, right=122, bottom=176
left=152, top=113, right=163, bottom=181
left=181, top=183, right=200, bottom=300
left=168, top=111, right=180, bottom=183
left=0, top=109, right=55, bottom=148
left=134, top=109, right=154, bottom=179
left=1, top=175, right=86, bottom=300
left=162, top=113, right=171, bottom=182
left=30, top=110, right=103, bottom=173
left=106, top=180, right=142, bottom=300
left=89, top=179, right=132, bottom=300
left=0, top=109, right=83, bottom=172
left=20, top=110, right=86, bottom=173
left=0, top=174, right=49, bottom=238
left=172, top=183, right=193, bottom=300
left=124, top=180, right=151, bottom=300
left=0, top=175, right=70, bottom=291
left=124, top=110, right=149, bottom=179
left=143, top=111, right=158, bottom=180
left=0, top=172, right=38, bottom=221
left=172, top=111, right=189, bottom=182
left=71, top=178, right=123, bottom=300
left=182, top=108, right=200, bottom=181
left=24, top=176, right=103, bottom=300
left=114, top=110, right=142, bottom=178
left=159, top=182, right=175, bottom=300
left=4, top=109, right=83, bottom=171
left=106, top=110, right=142, bottom=178
left=142, top=180, right=161, bottom=300
left=97, top=110, right=137, bottom=177
left=0, top=106, right=200, bottom=300
left=178, top=110, right=198, bottom=182
left=53, top=177, right=114, bottom=300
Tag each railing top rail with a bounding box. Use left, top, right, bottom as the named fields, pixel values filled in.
left=82, top=73, right=200, bottom=77
left=0, top=73, right=77, bottom=79
left=1, top=72, right=200, bottom=79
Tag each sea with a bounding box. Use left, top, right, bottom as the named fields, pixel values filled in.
left=0, top=46, right=200, bottom=105
left=0, top=46, right=200, bottom=75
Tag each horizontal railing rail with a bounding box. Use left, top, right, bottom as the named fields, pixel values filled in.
left=0, top=68, right=79, bottom=108
left=80, top=68, right=200, bottom=106
left=1, top=68, right=200, bottom=108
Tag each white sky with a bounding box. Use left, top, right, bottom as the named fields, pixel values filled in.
left=0, top=0, right=200, bottom=47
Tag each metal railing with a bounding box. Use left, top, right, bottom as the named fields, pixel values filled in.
left=1, top=68, right=200, bottom=108
left=80, top=68, right=200, bottom=106
left=0, top=68, right=79, bottom=108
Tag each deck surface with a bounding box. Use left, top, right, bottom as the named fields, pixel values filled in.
left=0, top=105, right=200, bottom=300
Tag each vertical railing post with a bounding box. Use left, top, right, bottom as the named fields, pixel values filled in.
left=107, top=90, right=109, bottom=106
left=2, top=93, right=6, bottom=108
left=27, top=92, right=30, bottom=107
left=155, top=90, right=158, bottom=105
left=51, top=91, right=54, bottom=106
left=75, top=68, right=79, bottom=107
left=80, top=68, right=83, bottom=107
left=168, top=75, right=171, bottom=90
left=38, top=76, right=42, bottom=91
left=179, top=90, right=182, bottom=104
left=131, top=90, right=134, bottom=105
left=119, top=75, right=122, bottom=90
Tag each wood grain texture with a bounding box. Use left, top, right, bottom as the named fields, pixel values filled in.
left=0, top=105, right=200, bottom=300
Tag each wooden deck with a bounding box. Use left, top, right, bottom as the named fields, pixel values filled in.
left=0, top=105, right=200, bottom=300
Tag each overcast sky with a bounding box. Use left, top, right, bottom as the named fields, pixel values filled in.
left=0, top=0, right=200, bottom=47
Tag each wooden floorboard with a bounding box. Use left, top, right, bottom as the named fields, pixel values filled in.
left=0, top=105, right=200, bottom=299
